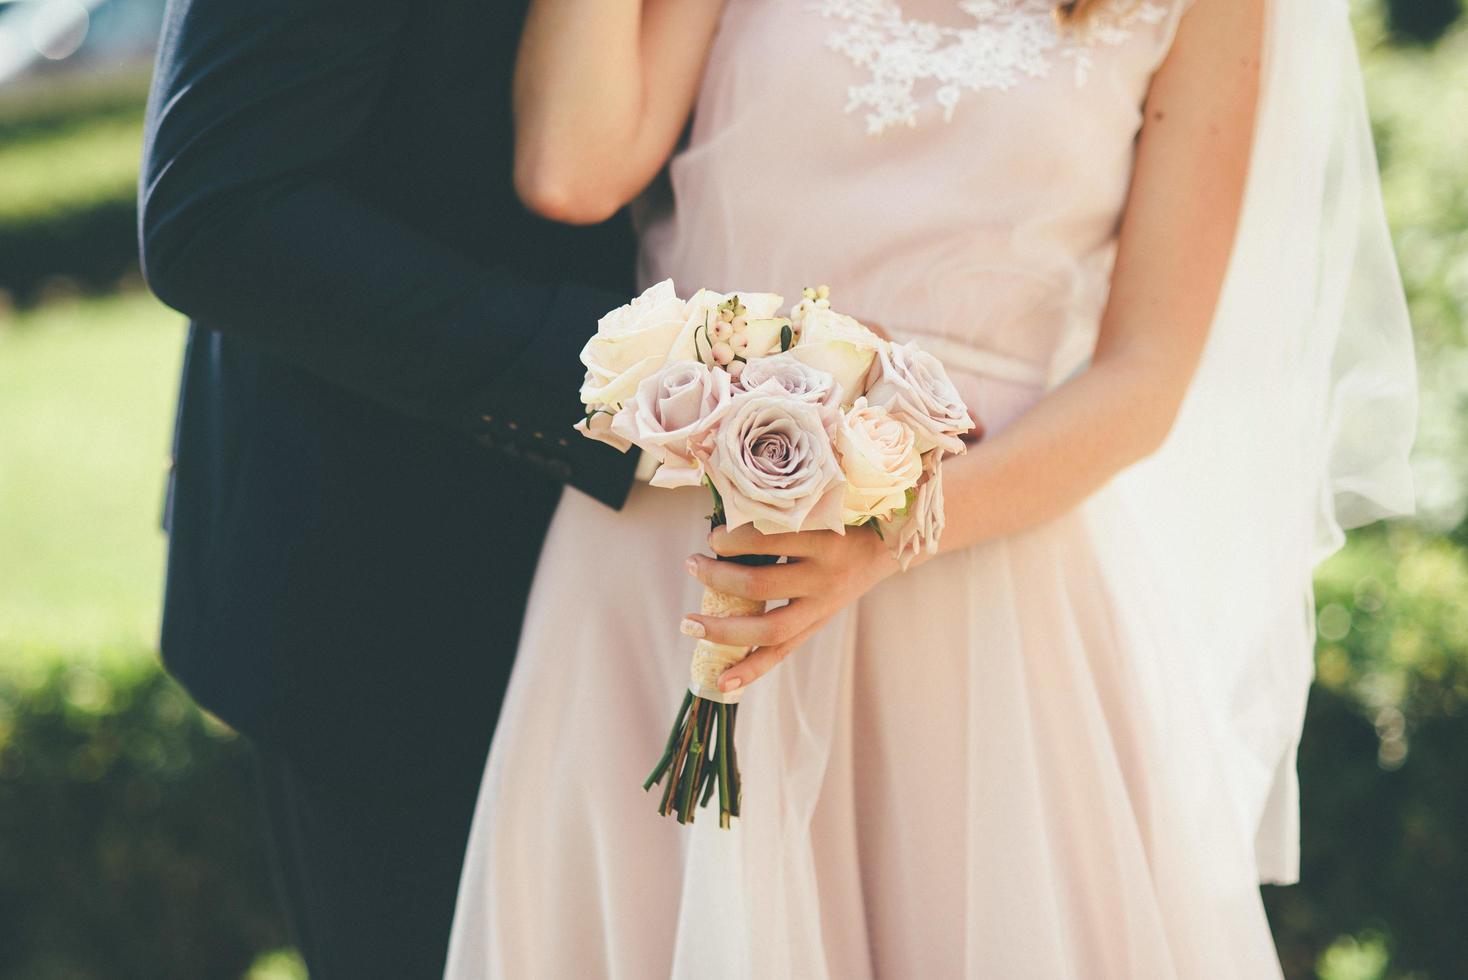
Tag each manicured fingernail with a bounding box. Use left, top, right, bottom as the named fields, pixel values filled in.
left=685, top=556, right=698, bottom=577
left=720, top=676, right=743, bottom=693
left=680, top=618, right=705, bottom=638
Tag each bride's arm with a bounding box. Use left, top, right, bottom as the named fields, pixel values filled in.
left=680, top=0, right=1266, bottom=692
left=925, top=0, right=1263, bottom=552
left=512, top=0, right=726, bottom=224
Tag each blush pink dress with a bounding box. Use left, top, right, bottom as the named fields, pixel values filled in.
left=442, top=2, right=1342, bottom=976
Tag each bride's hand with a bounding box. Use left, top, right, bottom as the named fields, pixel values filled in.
left=681, top=523, right=901, bottom=693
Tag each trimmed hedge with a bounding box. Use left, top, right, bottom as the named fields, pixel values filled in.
left=0, top=74, right=148, bottom=305
left=0, top=196, right=141, bottom=306
left=1386, top=0, right=1464, bottom=45
left=1267, top=685, right=1468, bottom=979
left=1264, top=524, right=1468, bottom=979
left=0, top=662, right=289, bottom=980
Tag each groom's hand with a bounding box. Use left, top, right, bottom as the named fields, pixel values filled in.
left=680, top=524, right=899, bottom=693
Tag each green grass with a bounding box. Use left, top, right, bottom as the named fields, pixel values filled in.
left=0, top=66, right=150, bottom=132
left=0, top=293, right=184, bottom=669
left=0, top=112, right=144, bottom=225
left=244, top=949, right=309, bottom=980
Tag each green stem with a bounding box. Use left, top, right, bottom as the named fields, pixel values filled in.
left=700, top=738, right=720, bottom=808
left=692, top=701, right=716, bottom=820
left=676, top=700, right=709, bottom=823
left=728, top=702, right=742, bottom=817
left=644, top=690, right=694, bottom=792
left=661, top=704, right=698, bottom=817
left=717, top=703, right=732, bottom=828
left=641, top=503, right=774, bottom=827
left=704, top=708, right=724, bottom=806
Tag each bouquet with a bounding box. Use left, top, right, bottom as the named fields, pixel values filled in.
left=575, top=280, right=976, bottom=826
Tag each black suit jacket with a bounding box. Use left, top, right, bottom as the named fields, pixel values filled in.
left=140, top=0, right=638, bottom=774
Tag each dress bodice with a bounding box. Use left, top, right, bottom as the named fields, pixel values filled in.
left=638, top=0, right=1189, bottom=386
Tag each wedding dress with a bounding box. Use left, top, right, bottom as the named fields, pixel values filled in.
left=445, top=1, right=1416, bottom=976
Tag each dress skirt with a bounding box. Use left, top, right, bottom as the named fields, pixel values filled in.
left=444, top=375, right=1286, bottom=979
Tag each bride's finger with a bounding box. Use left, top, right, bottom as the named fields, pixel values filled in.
left=708, top=524, right=834, bottom=559
left=715, top=618, right=828, bottom=693
left=680, top=598, right=821, bottom=649
left=686, top=553, right=813, bottom=601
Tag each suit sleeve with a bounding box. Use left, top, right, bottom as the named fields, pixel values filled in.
left=138, top=0, right=638, bottom=508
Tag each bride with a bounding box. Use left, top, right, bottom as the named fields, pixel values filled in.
left=446, top=0, right=1417, bottom=976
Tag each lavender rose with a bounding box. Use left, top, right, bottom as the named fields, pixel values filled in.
left=734, top=352, right=840, bottom=407
left=836, top=399, right=922, bottom=524
left=698, top=394, right=846, bottom=535
left=610, top=360, right=734, bottom=488
left=865, top=341, right=976, bottom=455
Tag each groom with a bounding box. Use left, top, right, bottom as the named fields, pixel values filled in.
left=139, top=0, right=637, bottom=976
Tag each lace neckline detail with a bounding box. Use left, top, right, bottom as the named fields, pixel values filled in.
left=813, top=0, right=1168, bottom=135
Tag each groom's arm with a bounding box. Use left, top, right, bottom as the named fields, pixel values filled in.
left=138, top=0, right=637, bottom=508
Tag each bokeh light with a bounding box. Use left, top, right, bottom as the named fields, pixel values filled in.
left=28, top=0, right=89, bottom=60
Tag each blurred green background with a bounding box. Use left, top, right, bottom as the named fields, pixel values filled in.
left=0, top=1, right=1464, bottom=978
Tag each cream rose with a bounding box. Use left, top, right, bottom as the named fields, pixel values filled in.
left=865, top=341, right=976, bottom=455
left=789, top=307, right=885, bottom=406
left=610, top=360, right=734, bottom=488
left=836, top=399, right=922, bottom=524
left=668, top=288, right=787, bottom=365
left=698, top=394, right=846, bottom=535
left=578, top=279, right=688, bottom=409
left=735, top=352, right=840, bottom=407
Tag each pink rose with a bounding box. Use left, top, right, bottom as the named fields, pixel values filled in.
left=698, top=394, right=846, bottom=535
left=574, top=409, right=633, bottom=452
left=883, top=450, right=946, bottom=570
left=734, top=352, right=840, bottom=407
left=865, top=341, right=976, bottom=455
left=610, top=360, right=734, bottom=488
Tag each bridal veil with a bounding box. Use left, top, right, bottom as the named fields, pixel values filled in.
left=1113, top=0, right=1417, bottom=884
